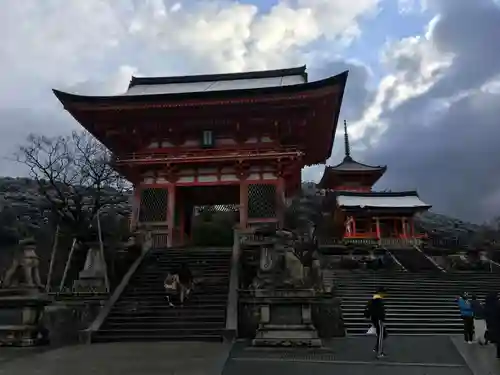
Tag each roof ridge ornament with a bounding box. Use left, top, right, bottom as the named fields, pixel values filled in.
left=343, top=120, right=352, bottom=161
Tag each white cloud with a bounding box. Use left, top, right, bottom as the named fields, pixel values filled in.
left=398, top=0, right=428, bottom=14
left=0, top=0, right=380, bottom=98
left=0, top=0, right=381, bottom=176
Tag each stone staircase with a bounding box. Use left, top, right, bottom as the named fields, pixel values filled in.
left=93, top=247, right=231, bottom=343
left=391, top=246, right=441, bottom=272
left=325, top=270, right=500, bottom=335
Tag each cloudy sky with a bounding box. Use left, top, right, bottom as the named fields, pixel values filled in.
left=0, top=0, right=499, bottom=223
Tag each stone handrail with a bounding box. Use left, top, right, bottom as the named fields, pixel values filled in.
left=80, top=244, right=151, bottom=344
left=224, top=229, right=247, bottom=340
left=413, top=245, right=446, bottom=273
left=381, top=246, right=407, bottom=272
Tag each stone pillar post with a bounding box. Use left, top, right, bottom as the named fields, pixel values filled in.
left=130, top=188, right=141, bottom=231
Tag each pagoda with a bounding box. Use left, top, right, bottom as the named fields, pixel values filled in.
left=53, top=66, right=348, bottom=248
left=318, top=121, right=431, bottom=242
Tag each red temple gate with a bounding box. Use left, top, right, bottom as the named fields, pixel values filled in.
left=54, top=66, right=348, bottom=248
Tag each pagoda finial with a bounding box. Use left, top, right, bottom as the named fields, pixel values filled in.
left=344, top=120, right=351, bottom=159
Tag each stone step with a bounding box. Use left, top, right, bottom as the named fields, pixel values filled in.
left=125, top=285, right=229, bottom=292
left=343, top=315, right=461, bottom=322
left=335, top=284, right=497, bottom=291
left=113, top=301, right=226, bottom=308
left=110, top=301, right=226, bottom=317
left=138, top=266, right=229, bottom=271
left=337, top=292, right=488, bottom=299
left=102, top=321, right=225, bottom=330
left=145, top=254, right=231, bottom=265
left=346, top=327, right=462, bottom=334
left=120, top=291, right=228, bottom=297
left=328, top=273, right=500, bottom=279
left=92, top=333, right=223, bottom=343
left=106, top=313, right=225, bottom=321
left=341, top=300, right=458, bottom=307
left=134, top=272, right=229, bottom=278
left=342, top=308, right=459, bottom=314
left=123, top=292, right=227, bottom=303
left=95, top=328, right=225, bottom=337
left=329, top=276, right=500, bottom=283
left=345, top=321, right=463, bottom=328
left=340, top=295, right=464, bottom=302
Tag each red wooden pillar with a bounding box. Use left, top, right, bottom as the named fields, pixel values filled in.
left=393, top=218, right=398, bottom=237
left=410, top=217, right=415, bottom=237
left=401, top=217, right=407, bottom=238
left=239, top=182, right=248, bottom=229
left=178, top=191, right=185, bottom=246
left=276, top=178, right=285, bottom=229
left=167, top=184, right=176, bottom=248
left=375, top=217, right=381, bottom=239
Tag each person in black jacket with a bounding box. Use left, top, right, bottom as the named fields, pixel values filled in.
left=365, top=287, right=387, bottom=358
left=484, top=292, right=499, bottom=356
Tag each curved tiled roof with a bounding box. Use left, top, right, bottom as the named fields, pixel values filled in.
left=327, top=156, right=386, bottom=172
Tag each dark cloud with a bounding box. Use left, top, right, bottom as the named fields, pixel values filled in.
left=361, top=0, right=500, bottom=223
left=0, top=107, right=79, bottom=176
left=302, top=59, right=374, bottom=182
left=310, top=59, right=374, bottom=122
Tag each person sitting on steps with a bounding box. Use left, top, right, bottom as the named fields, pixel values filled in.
left=164, top=272, right=179, bottom=307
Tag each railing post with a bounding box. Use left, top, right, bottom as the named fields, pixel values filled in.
left=224, top=229, right=242, bottom=341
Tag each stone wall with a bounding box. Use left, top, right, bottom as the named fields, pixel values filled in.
left=312, top=297, right=345, bottom=338
left=42, top=299, right=105, bottom=347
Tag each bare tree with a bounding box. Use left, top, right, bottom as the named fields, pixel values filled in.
left=14, top=131, right=130, bottom=240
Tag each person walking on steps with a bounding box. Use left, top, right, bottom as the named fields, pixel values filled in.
left=365, top=287, right=387, bottom=358
left=471, top=294, right=487, bottom=345
left=457, top=292, right=474, bottom=344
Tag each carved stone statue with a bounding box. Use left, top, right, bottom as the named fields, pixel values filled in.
left=250, top=226, right=314, bottom=289
left=248, top=226, right=323, bottom=347
left=2, top=238, right=43, bottom=289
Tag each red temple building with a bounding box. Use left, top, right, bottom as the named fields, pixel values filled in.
left=53, top=66, right=348, bottom=248
left=318, top=121, right=431, bottom=242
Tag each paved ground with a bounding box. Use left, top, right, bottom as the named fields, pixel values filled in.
left=224, top=336, right=474, bottom=375
left=451, top=336, right=500, bottom=375
left=0, top=336, right=499, bottom=375
left=0, top=342, right=232, bottom=375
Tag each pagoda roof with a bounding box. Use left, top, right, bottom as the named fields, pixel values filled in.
left=318, top=120, right=386, bottom=189
left=329, top=120, right=386, bottom=173
left=52, top=65, right=346, bottom=105
left=326, top=156, right=387, bottom=172
left=337, top=191, right=431, bottom=210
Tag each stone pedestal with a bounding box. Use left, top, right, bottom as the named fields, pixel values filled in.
left=252, top=289, right=322, bottom=347
left=72, top=247, right=106, bottom=293
left=0, top=288, right=50, bottom=346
